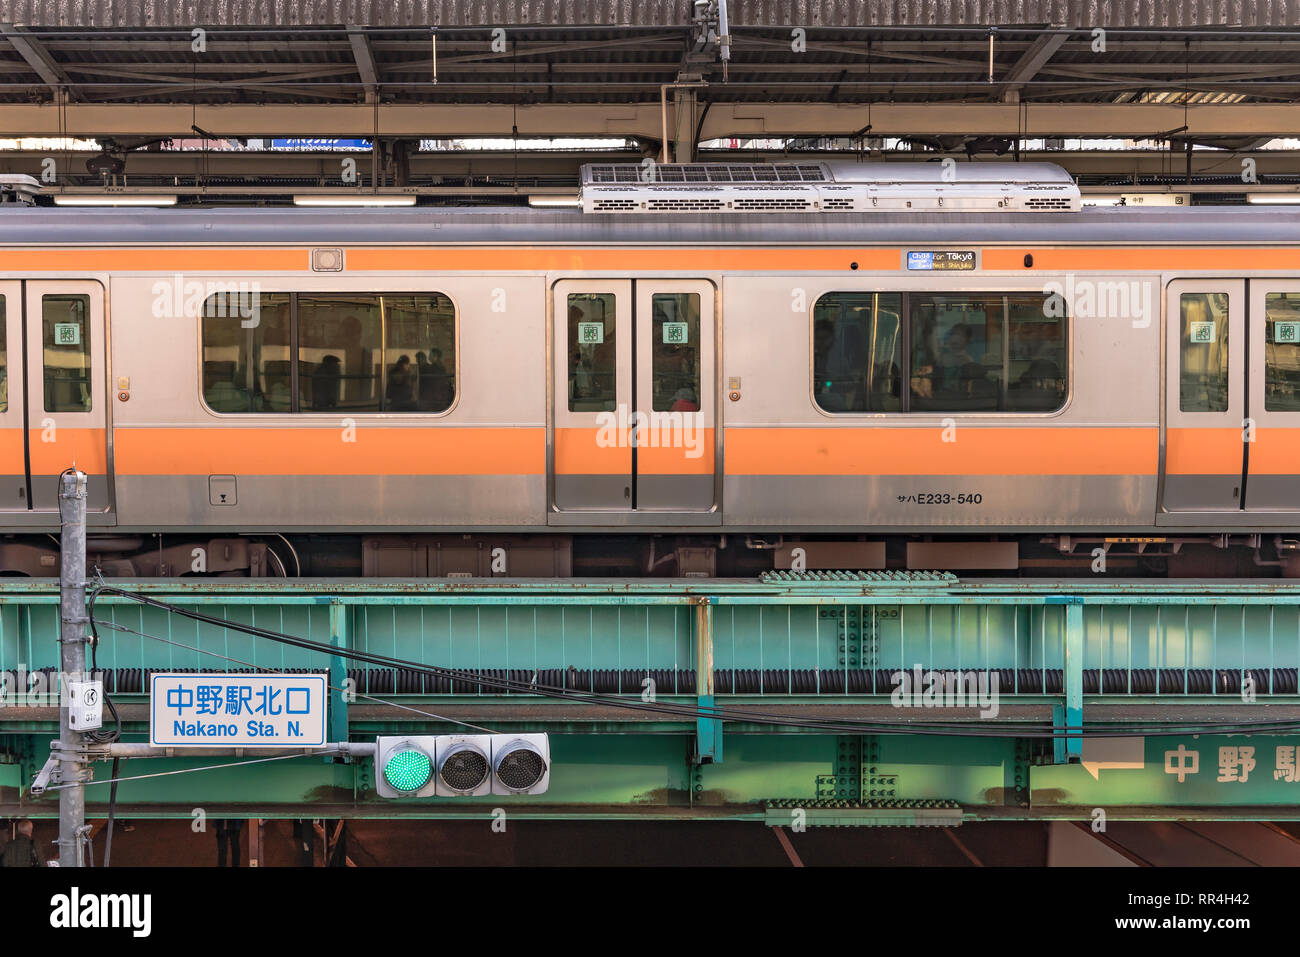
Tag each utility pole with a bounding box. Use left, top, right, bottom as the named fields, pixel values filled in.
left=57, top=469, right=88, bottom=867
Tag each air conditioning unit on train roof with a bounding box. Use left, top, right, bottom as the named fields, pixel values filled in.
left=578, top=161, right=1080, bottom=214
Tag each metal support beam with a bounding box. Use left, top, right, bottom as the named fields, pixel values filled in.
left=346, top=24, right=380, bottom=104
left=998, top=28, right=1069, bottom=103
left=673, top=84, right=699, bottom=163
left=0, top=23, right=75, bottom=101
left=694, top=597, right=721, bottom=764
left=328, top=599, right=349, bottom=746
left=4, top=101, right=1300, bottom=139
left=1062, top=599, right=1085, bottom=764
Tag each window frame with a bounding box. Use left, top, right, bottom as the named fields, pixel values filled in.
left=199, top=289, right=460, bottom=417
left=42, top=292, right=94, bottom=414
left=810, top=286, right=1072, bottom=417
left=1261, top=290, right=1300, bottom=414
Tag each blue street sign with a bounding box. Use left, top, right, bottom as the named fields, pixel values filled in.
left=150, top=673, right=327, bottom=747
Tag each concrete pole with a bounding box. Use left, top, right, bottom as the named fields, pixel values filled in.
left=57, top=469, right=87, bottom=867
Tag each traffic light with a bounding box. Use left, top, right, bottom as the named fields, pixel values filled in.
left=434, top=734, right=492, bottom=796
left=375, top=736, right=438, bottom=798
left=373, top=733, right=550, bottom=797
left=491, top=734, right=550, bottom=795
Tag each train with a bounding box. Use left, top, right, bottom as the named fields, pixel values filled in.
left=1, top=159, right=1299, bottom=578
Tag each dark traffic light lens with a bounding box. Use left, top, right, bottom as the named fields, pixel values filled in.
left=496, top=745, right=548, bottom=792
left=439, top=746, right=489, bottom=792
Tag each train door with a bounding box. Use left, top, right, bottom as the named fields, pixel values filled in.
left=22, top=281, right=110, bottom=516
left=550, top=278, right=718, bottom=521
left=1245, top=281, right=1300, bottom=511
left=634, top=280, right=716, bottom=511
left=1163, top=279, right=1245, bottom=512
left=0, top=281, right=23, bottom=510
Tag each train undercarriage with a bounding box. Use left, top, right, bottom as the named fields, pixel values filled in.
left=2, top=531, right=1298, bottom=579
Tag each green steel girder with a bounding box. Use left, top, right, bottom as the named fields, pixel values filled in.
left=2, top=576, right=1300, bottom=820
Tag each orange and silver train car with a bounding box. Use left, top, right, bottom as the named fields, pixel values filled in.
left=1, top=161, right=1298, bottom=577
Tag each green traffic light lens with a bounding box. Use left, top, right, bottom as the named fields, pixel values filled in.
left=384, top=748, right=432, bottom=792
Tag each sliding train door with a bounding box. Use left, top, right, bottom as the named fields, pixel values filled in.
left=1246, top=280, right=1300, bottom=512
left=23, top=280, right=110, bottom=517
left=549, top=278, right=718, bottom=524
left=0, top=281, right=22, bottom=510
left=1163, top=279, right=1245, bottom=513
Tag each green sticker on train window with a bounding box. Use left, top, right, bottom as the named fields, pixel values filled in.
left=578, top=321, right=604, bottom=344
left=54, top=322, right=80, bottom=346
left=1189, top=320, right=1216, bottom=343
left=1275, top=321, right=1300, bottom=344
left=662, top=321, right=688, bottom=344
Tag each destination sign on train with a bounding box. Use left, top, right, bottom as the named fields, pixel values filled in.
left=907, top=250, right=977, bottom=270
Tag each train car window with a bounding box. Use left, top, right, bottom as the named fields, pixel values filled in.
left=0, top=296, right=6, bottom=413
left=1005, top=296, right=1067, bottom=411
left=1179, top=292, right=1230, bottom=412
left=568, top=293, right=617, bottom=412
left=42, top=294, right=92, bottom=413
left=203, top=292, right=455, bottom=414
left=910, top=294, right=1005, bottom=412
left=383, top=294, right=456, bottom=413
left=299, top=295, right=383, bottom=412
left=651, top=293, right=701, bottom=412
left=812, top=292, right=903, bottom=412
left=1264, top=292, right=1300, bottom=412
left=201, top=292, right=291, bottom=413
left=815, top=292, right=1064, bottom=414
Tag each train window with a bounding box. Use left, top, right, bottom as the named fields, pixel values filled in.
left=1006, top=296, right=1067, bottom=411
left=812, top=292, right=903, bottom=412
left=909, top=293, right=1065, bottom=413
left=910, top=294, right=1004, bottom=412
left=1179, top=292, right=1230, bottom=412
left=201, top=293, right=291, bottom=413
left=202, top=292, right=455, bottom=414
left=651, top=293, right=701, bottom=412
left=568, top=293, right=616, bottom=412
left=1264, top=293, right=1300, bottom=412
left=0, top=296, right=6, bottom=414
left=42, top=294, right=92, bottom=413
left=814, top=291, right=1064, bottom=414
left=384, top=294, right=455, bottom=413
left=299, top=295, right=382, bottom=412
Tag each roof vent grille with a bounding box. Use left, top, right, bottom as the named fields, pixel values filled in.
left=579, top=162, right=1080, bottom=214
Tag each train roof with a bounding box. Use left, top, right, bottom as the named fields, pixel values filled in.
left=0, top=203, right=1299, bottom=248
left=4, top=161, right=1299, bottom=250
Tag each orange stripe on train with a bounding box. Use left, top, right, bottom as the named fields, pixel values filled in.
left=25, top=427, right=108, bottom=473
left=1166, top=427, right=1244, bottom=476
left=345, top=248, right=899, bottom=272
left=0, top=248, right=308, bottom=271
left=0, top=245, right=1297, bottom=273
left=984, top=248, right=1300, bottom=271
left=724, top=426, right=1159, bottom=476
left=1249, top=428, right=1300, bottom=474
left=554, top=427, right=715, bottom=475
left=114, top=427, right=544, bottom=476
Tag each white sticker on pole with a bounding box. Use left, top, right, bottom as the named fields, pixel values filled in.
left=150, top=673, right=327, bottom=747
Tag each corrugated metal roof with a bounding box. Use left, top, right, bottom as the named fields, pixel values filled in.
left=0, top=0, right=1297, bottom=28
